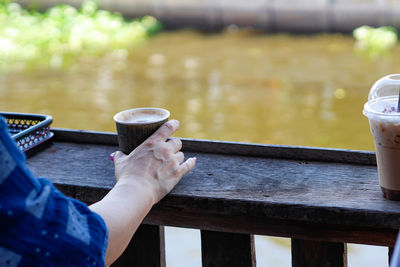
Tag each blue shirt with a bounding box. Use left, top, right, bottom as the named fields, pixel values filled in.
left=0, top=117, right=108, bottom=266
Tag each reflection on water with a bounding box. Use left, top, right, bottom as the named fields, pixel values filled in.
left=3, top=30, right=400, bottom=150
left=0, top=30, right=396, bottom=266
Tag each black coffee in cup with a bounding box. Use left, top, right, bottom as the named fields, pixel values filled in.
left=114, top=108, right=170, bottom=154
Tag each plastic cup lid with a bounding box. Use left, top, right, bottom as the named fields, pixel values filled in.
left=363, top=74, right=400, bottom=120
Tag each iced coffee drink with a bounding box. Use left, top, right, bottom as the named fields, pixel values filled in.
left=364, top=74, right=400, bottom=200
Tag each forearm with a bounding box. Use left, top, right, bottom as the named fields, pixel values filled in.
left=89, top=178, right=156, bottom=266
left=91, top=120, right=196, bottom=266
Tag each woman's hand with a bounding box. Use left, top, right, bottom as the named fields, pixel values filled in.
left=112, top=119, right=196, bottom=203
left=90, top=119, right=196, bottom=265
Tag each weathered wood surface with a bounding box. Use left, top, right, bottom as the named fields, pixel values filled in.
left=201, top=230, right=256, bottom=267
left=52, top=128, right=376, bottom=165
left=291, top=239, right=347, bottom=267
left=27, top=129, right=400, bottom=246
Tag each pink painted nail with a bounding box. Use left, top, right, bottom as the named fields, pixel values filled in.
left=193, top=157, right=197, bottom=163
left=110, top=153, right=115, bottom=162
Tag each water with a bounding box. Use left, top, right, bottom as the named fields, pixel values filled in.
left=1, top=29, right=397, bottom=266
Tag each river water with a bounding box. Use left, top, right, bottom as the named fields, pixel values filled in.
left=1, top=29, right=397, bottom=266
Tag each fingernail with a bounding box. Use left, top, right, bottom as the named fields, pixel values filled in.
left=110, top=153, right=115, bottom=162
left=193, top=157, right=197, bottom=163
left=170, top=119, right=179, bottom=126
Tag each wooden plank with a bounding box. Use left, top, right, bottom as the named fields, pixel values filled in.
left=291, top=239, right=347, bottom=267
left=51, top=129, right=376, bottom=165
left=201, top=230, right=255, bottom=267
left=53, top=128, right=118, bottom=146
left=44, top=183, right=400, bottom=247
left=146, top=207, right=397, bottom=247
left=27, top=142, right=400, bottom=230
left=25, top=131, right=400, bottom=246
left=111, top=225, right=165, bottom=267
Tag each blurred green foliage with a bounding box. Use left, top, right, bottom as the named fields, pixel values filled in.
left=353, top=25, right=398, bottom=58
left=0, top=0, right=162, bottom=70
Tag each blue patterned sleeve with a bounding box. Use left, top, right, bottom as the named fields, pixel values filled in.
left=0, top=117, right=108, bottom=267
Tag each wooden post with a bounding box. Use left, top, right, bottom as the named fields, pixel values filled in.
left=201, top=230, right=256, bottom=267
left=111, top=224, right=165, bottom=267
left=291, top=239, right=347, bottom=267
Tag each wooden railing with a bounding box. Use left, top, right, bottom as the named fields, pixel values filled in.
left=27, top=129, right=400, bottom=267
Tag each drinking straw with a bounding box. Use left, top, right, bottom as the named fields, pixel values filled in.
left=390, top=233, right=400, bottom=267
left=398, top=88, right=400, bottom=112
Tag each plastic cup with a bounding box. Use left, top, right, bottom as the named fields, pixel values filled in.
left=114, top=107, right=170, bottom=154
left=364, top=74, right=400, bottom=200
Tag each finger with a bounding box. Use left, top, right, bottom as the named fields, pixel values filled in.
left=109, top=152, right=116, bottom=162
left=179, top=157, right=197, bottom=176
left=167, top=137, right=182, bottom=153
left=147, top=120, right=180, bottom=143
left=175, top=152, right=184, bottom=164
left=112, top=151, right=125, bottom=163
